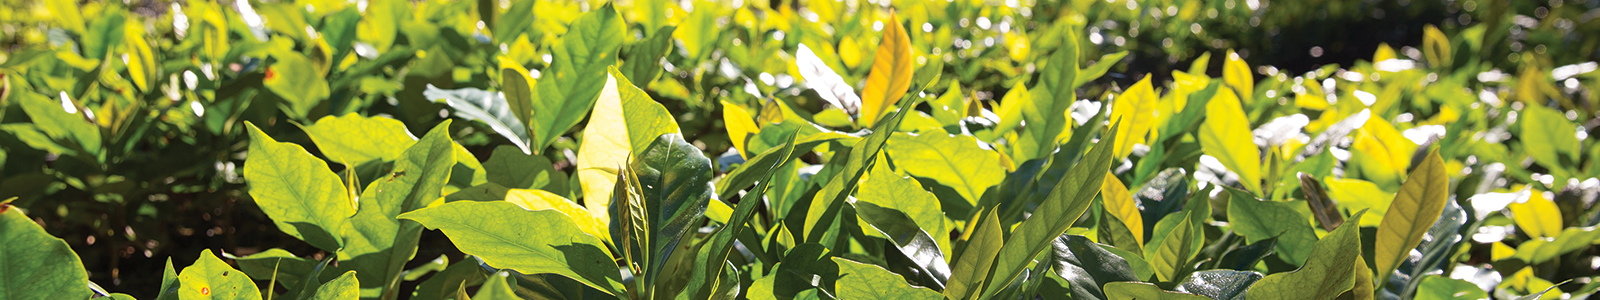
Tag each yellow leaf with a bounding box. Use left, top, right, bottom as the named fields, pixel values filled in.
left=1491, top=242, right=1516, bottom=261
left=1373, top=43, right=1398, bottom=63
left=839, top=36, right=864, bottom=69
left=1350, top=116, right=1416, bottom=189
left=1199, top=89, right=1263, bottom=195
left=1373, top=148, right=1449, bottom=286
left=1508, top=190, right=1562, bottom=239
left=1111, top=75, right=1159, bottom=159
left=1223, top=50, right=1253, bottom=104
left=505, top=189, right=609, bottom=241
left=722, top=100, right=760, bottom=158
left=1422, top=25, right=1451, bottom=68
left=575, top=71, right=680, bottom=227
left=858, top=12, right=914, bottom=126
left=1101, top=172, right=1143, bottom=244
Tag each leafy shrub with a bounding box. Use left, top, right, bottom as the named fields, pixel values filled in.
left=1, top=0, right=1598, bottom=299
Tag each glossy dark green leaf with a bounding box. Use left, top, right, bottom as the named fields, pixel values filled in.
left=400, top=201, right=625, bottom=295
left=774, top=244, right=841, bottom=299
left=1176, top=270, right=1262, bottom=300
left=1138, top=169, right=1191, bottom=239
left=857, top=156, right=951, bottom=258
left=852, top=201, right=951, bottom=289
left=425, top=86, right=532, bottom=154
left=0, top=207, right=93, bottom=300
left=833, top=258, right=943, bottom=299
left=243, top=122, right=353, bottom=253
left=625, top=133, right=714, bottom=289
left=1050, top=235, right=1140, bottom=300
left=623, top=26, right=678, bottom=86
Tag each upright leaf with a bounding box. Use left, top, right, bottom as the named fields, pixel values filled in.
left=0, top=206, right=93, bottom=300
left=1374, top=149, right=1449, bottom=286
left=981, top=123, right=1118, bottom=298
left=529, top=4, right=627, bottom=151
left=399, top=201, right=625, bottom=295
left=243, top=123, right=353, bottom=253
left=858, top=13, right=914, bottom=126
left=308, top=271, right=360, bottom=300
left=1101, top=172, right=1143, bottom=245
left=264, top=51, right=331, bottom=119
left=338, top=121, right=456, bottom=298
left=945, top=208, right=1004, bottom=300
left=1224, top=187, right=1318, bottom=266
left=575, top=70, right=679, bottom=226
left=1030, top=26, right=1080, bottom=157
left=1111, top=75, right=1158, bottom=159
left=1199, top=89, right=1262, bottom=195
left=1519, top=105, right=1579, bottom=179
left=628, top=134, right=715, bottom=289
left=1508, top=190, right=1561, bottom=239
left=1222, top=50, right=1253, bottom=102
left=499, top=57, right=536, bottom=143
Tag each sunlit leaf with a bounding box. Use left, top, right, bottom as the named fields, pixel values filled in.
left=399, top=201, right=625, bottom=295
left=0, top=206, right=93, bottom=300
left=1104, top=282, right=1210, bottom=300
left=243, top=122, right=353, bottom=253
left=574, top=70, right=679, bottom=227
left=302, top=114, right=417, bottom=167
left=858, top=12, right=915, bottom=126
left=1199, top=88, right=1262, bottom=195
left=885, top=133, right=1005, bottom=206
left=1244, top=211, right=1368, bottom=299
left=1374, top=149, right=1449, bottom=286
left=833, top=258, right=943, bottom=299
left=178, top=250, right=262, bottom=300
left=1111, top=75, right=1158, bottom=159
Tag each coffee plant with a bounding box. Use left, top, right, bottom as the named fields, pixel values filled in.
left=2, top=0, right=1599, bottom=299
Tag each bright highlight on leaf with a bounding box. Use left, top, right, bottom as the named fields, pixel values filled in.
left=858, top=12, right=914, bottom=126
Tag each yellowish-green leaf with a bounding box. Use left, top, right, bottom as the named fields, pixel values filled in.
left=945, top=208, right=1004, bottom=300
left=858, top=12, right=915, bottom=126
left=178, top=250, right=262, bottom=300
left=1200, top=88, right=1262, bottom=195
left=574, top=69, right=679, bottom=227
left=1104, top=282, right=1211, bottom=300
left=1102, top=172, right=1143, bottom=244
left=1508, top=190, right=1562, bottom=239
left=1374, top=149, right=1449, bottom=286
left=243, top=123, right=354, bottom=253
left=1223, top=50, right=1253, bottom=103
left=1111, top=75, right=1159, bottom=159
left=1422, top=25, right=1451, bottom=68
left=884, top=133, right=1005, bottom=206
left=722, top=100, right=761, bottom=158
left=505, top=189, right=608, bottom=241
left=302, top=114, right=417, bottom=167
left=499, top=56, right=536, bottom=141
left=1148, top=212, right=1195, bottom=282
left=44, top=0, right=86, bottom=34
left=1322, top=178, right=1393, bottom=227
left=399, top=201, right=626, bottom=295
left=1244, top=211, right=1367, bottom=300
left=1350, top=116, right=1416, bottom=189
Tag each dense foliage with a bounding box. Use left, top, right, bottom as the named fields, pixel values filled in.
left=1, top=0, right=1598, bottom=299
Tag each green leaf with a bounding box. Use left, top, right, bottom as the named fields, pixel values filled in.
left=530, top=3, right=627, bottom=151
left=945, top=208, right=1004, bottom=300
left=1076, top=51, right=1130, bottom=88
left=884, top=132, right=1005, bottom=207
left=0, top=207, right=93, bottom=300
left=411, top=260, right=488, bottom=300
left=1414, top=276, right=1488, bottom=300
left=1101, top=172, right=1143, bottom=246
left=482, top=145, right=567, bottom=194
left=243, top=122, right=353, bottom=253
left=981, top=123, right=1118, bottom=298
left=399, top=201, right=625, bottom=295
left=802, top=80, right=935, bottom=245
left=157, top=258, right=180, bottom=300
left=308, top=271, right=359, bottom=300
left=1051, top=235, right=1140, bottom=300
left=1374, top=149, right=1449, bottom=286
left=229, top=249, right=316, bottom=292
left=832, top=258, right=943, bottom=299
left=852, top=201, right=952, bottom=289
left=1199, top=88, right=1262, bottom=195
left=178, top=250, right=262, bottom=300
left=1176, top=270, right=1262, bottom=300
left=264, top=51, right=331, bottom=119
left=1029, top=25, right=1080, bottom=157
left=1512, top=226, right=1600, bottom=264
left=625, top=133, right=715, bottom=287
left=302, top=114, right=417, bottom=167
left=1110, top=75, right=1158, bottom=159
left=498, top=57, right=536, bottom=146
left=505, top=189, right=608, bottom=241
left=1244, top=211, right=1368, bottom=300
left=1224, top=187, right=1318, bottom=266
left=1146, top=210, right=1196, bottom=282
left=1421, top=25, right=1451, bottom=68
left=15, top=92, right=101, bottom=158
left=338, top=121, right=456, bottom=298
left=575, top=69, right=680, bottom=227
left=858, top=158, right=952, bottom=258
left=470, top=272, right=519, bottom=300
left=623, top=26, right=678, bottom=87
left=43, top=0, right=85, bottom=34
left=674, top=1, right=719, bottom=61
left=1519, top=104, right=1580, bottom=179
left=692, top=132, right=800, bottom=299
left=859, top=12, right=915, bottom=126
left=1103, top=282, right=1211, bottom=300
left=425, top=86, right=532, bottom=153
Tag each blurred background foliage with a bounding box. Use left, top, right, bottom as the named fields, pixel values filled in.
left=0, top=0, right=1597, bottom=298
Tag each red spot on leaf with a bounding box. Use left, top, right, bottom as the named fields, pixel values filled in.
left=200, top=287, right=210, bottom=295
left=265, top=67, right=276, bottom=81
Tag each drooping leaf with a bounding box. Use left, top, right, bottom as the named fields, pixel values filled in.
left=302, top=114, right=417, bottom=167
left=980, top=123, right=1118, bottom=298
left=1110, top=75, right=1158, bottom=159
left=1103, top=282, right=1211, bottom=300
left=399, top=201, right=625, bottom=295
left=885, top=132, right=1005, bottom=207
left=1199, top=88, right=1262, bottom=195
left=0, top=206, right=93, bottom=300
left=178, top=250, right=262, bottom=300
left=1374, top=149, right=1449, bottom=286
left=858, top=12, right=915, bottom=126
left=832, top=258, right=943, bottom=299
left=243, top=122, right=353, bottom=253
left=425, top=86, right=532, bottom=153
left=575, top=69, right=680, bottom=227
left=1051, top=235, right=1140, bottom=300
left=1244, top=211, right=1368, bottom=300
